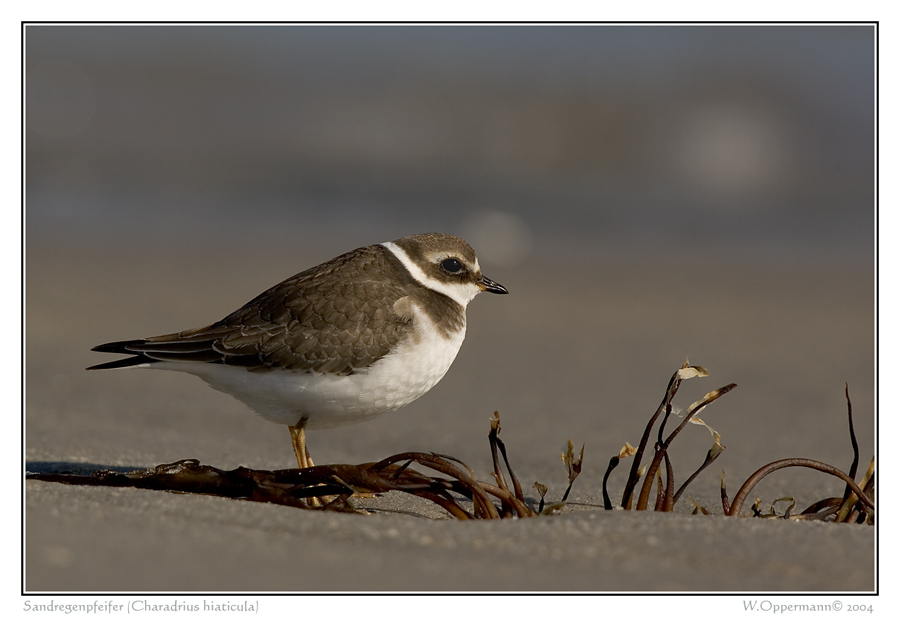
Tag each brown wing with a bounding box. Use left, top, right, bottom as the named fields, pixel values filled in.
left=88, top=245, right=415, bottom=375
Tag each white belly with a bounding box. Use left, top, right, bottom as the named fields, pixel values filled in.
left=152, top=309, right=467, bottom=429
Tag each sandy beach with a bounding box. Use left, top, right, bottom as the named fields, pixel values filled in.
left=23, top=24, right=876, bottom=597
left=25, top=238, right=875, bottom=592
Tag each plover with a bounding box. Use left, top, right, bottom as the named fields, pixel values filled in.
left=87, top=233, right=508, bottom=468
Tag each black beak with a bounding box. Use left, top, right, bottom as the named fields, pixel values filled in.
left=479, top=275, right=509, bottom=294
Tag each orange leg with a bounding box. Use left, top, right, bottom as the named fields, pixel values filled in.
left=289, top=418, right=315, bottom=469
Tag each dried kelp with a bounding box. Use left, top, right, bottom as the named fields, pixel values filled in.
left=29, top=365, right=873, bottom=524
left=722, top=384, right=875, bottom=523
left=606, top=361, right=735, bottom=512
left=604, top=365, right=874, bottom=523
left=27, top=413, right=581, bottom=520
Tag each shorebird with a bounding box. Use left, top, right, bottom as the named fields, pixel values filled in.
left=88, top=233, right=508, bottom=469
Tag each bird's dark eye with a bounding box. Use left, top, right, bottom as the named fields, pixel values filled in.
left=441, top=258, right=464, bottom=274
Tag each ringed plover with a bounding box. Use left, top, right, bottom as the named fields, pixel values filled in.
left=87, top=233, right=508, bottom=468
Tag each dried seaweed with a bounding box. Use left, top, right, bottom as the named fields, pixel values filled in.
left=27, top=413, right=582, bottom=520
left=603, top=362, right=873, bottom=523
left=724, top=457, right=875, bottom=521
left=29, top=363, right=874, bottom=524
left=608, top=361, right=735, bottom=512
left=720, top=383, right=875, bottom=523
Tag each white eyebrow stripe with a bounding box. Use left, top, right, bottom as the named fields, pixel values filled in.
left=381, top=241, right=480, bottom=307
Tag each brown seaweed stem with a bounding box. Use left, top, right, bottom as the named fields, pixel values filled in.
left=727, top=458, right=875, bottom=517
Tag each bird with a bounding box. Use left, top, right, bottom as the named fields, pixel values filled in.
left=87, top=233, right=508, bottom=469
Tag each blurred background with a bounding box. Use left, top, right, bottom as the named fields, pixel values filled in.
left=27, top=26, right=873, bottom=258
left=26, top=24, right=874, bottom=501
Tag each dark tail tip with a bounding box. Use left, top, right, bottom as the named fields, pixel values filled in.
left=87, top=339, right=155, bottom=370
